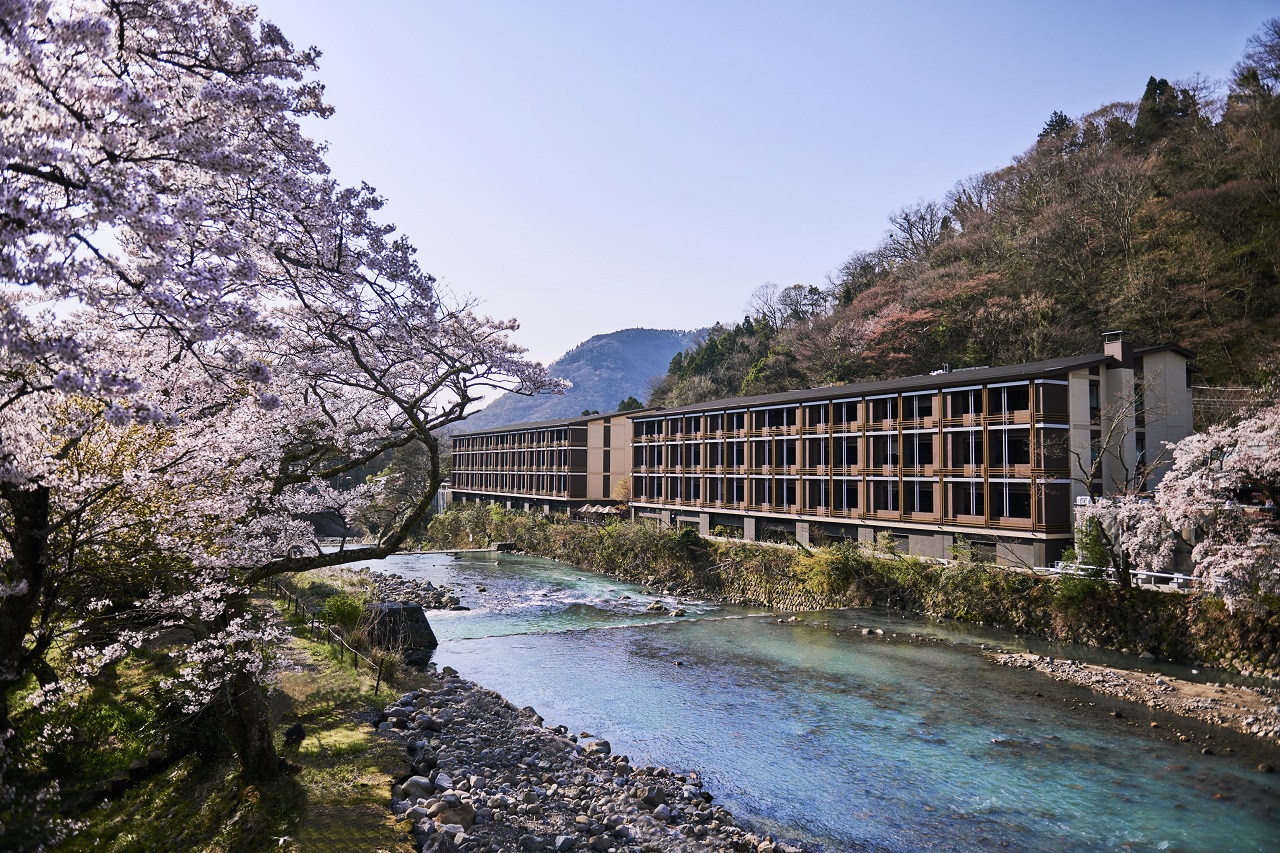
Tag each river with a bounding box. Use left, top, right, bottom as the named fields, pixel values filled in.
left=355, top=551, right=1280, bottom=852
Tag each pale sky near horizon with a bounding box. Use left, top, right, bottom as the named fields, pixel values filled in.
left=253, top=0, right=1275, bottom=368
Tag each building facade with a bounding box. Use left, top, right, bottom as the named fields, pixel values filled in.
left=628, top=340, right=1193, bottom=567
left=450, top=412, right=635, bottom=514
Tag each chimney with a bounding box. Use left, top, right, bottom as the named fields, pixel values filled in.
left=1102, top=330, right=1132, bottom=369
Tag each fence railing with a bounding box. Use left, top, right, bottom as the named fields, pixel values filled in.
left=263, top=577, right=387, bottom=695
left=1034, top=562, right=1200, bottom=591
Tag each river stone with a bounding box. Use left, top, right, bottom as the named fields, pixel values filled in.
left=434, top=801, right=476, bottom=829
left=401, top=775, right=434, bottom=800
left=639, top=785, right=666, bottom=807
left=584, top=739, right=611, bottom=756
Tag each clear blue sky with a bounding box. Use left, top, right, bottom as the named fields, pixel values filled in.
left=254, top=0, right=1275, bottom=367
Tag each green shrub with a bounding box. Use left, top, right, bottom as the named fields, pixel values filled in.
left=1073, top=518, right=1111, bottom=568
left=322, top=593, right=365, bottom=631
left=792, top=542, right=869, bottom=596
left=1054, top=574, right=1111, bottom=610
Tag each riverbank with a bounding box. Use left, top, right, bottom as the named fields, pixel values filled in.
left=993, top=648, right=1280, bottom=758
left=417, top=508, right=1280, bottom=680
left=380, top=665, right=804, bottom=853
left=993, top=651, right=1280, bottom=754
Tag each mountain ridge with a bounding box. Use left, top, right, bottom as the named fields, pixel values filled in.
left=459, top=327, right=703, bottom=430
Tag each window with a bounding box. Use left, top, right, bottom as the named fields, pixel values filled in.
left=752, top=440, right=773, bottom=468
left=948, top=430, right=984, bottom=467
left=904, top=394, right=934, bottom=420
left=833, top=437, right=858, bottom=468
left=905, top=480, right=935, bottom=514
left=833, top=401, right=859, bottom=425
left=869, top=433, right=899, bottom=467
left=870, top=397, right=898, bottom=422
left=728, top=477, right=746, bottom=503
left=779, top=439, right=798, bottom=467
left=903, top=432, right=934, bottom=467
left=989, top=429, right=1030, bottom=467
left=706, top=442, right=723, bottom=468
left=992, top=482, right=1033, bottom=520
left=871, top=479, right=899, bottom=512
left=948, top=389, right=983, bottom=417
left=685, top=478, right=701, bottom=501
left=805, top=438, right=830, bottom=467
left=833, top=478, right=860, bottom=511
left=807, top=479, right=830, bottom=509
left=949, top=481, right=985, bottom=517
left=990, top=384, right=1029, bottom=415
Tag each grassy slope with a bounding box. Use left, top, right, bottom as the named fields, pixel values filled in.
left=61, top=595, right=420, bottom=853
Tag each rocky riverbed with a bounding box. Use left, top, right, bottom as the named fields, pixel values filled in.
left=379, top=666, right=804, bottom=853
left=993, top=652, right=1280, bottom=749
left=374, top=572, right=469, bottom=611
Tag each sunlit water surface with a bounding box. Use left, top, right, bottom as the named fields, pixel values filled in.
left=351, top=551, right=1280, bottom=852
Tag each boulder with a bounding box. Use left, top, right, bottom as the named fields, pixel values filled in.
left=401, top=775, right=434, bottom=801
left=369, top=601, right=438, bottom=650
left=434, top=801, right=476, bottom=829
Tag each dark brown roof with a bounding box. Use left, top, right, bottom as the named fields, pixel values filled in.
left=635, top=353, right=1117, bottom=418
left=452, top=408, right=654, bottom=438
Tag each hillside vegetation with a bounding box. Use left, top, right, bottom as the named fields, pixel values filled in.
left=651, top=20, right=1280, bottom=407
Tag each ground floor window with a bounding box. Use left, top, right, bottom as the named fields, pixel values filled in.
left=871, top=479, right=899, bottom=512
left=948, top=481, right=984, bottom=517
left=991, top=481, right=1032, bottom=519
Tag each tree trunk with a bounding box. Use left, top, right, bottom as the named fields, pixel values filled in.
left=0, top=484, right=51, bottom=746
left=219, top=667, right=282, bottom=784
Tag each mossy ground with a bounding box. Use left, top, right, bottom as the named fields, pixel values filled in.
left=58, top=597, right=425, bottom=853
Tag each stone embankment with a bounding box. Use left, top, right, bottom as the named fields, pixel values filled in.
left=379, top=667, right=803, bottom=853
left=994, top=652, right=1280, bottom=750
left=374, top=572, right=469, bottom=611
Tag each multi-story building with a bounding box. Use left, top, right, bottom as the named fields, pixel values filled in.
left=628, top=337, right=1193, bottom=567
left=450, top=411, right=636, bottom=514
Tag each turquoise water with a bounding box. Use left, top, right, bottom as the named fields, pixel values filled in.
left=361, top=552, right=1280, bottom=852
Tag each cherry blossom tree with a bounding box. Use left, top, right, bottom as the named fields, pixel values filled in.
left=1, top=0, right=558, bottom=800
left=1156, top=401, right=1280, bottom=608
left=1070, top=398, right=1280, bottom=607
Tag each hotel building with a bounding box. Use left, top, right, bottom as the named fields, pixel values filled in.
left=627, top=338, right=1193, bottom=567
left=450, top=411, right=635, bottom=514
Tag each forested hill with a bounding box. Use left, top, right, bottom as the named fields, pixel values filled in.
left=461, top=328, right=704, bottom=429
left=649, top=20, right=1280, bottom=409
